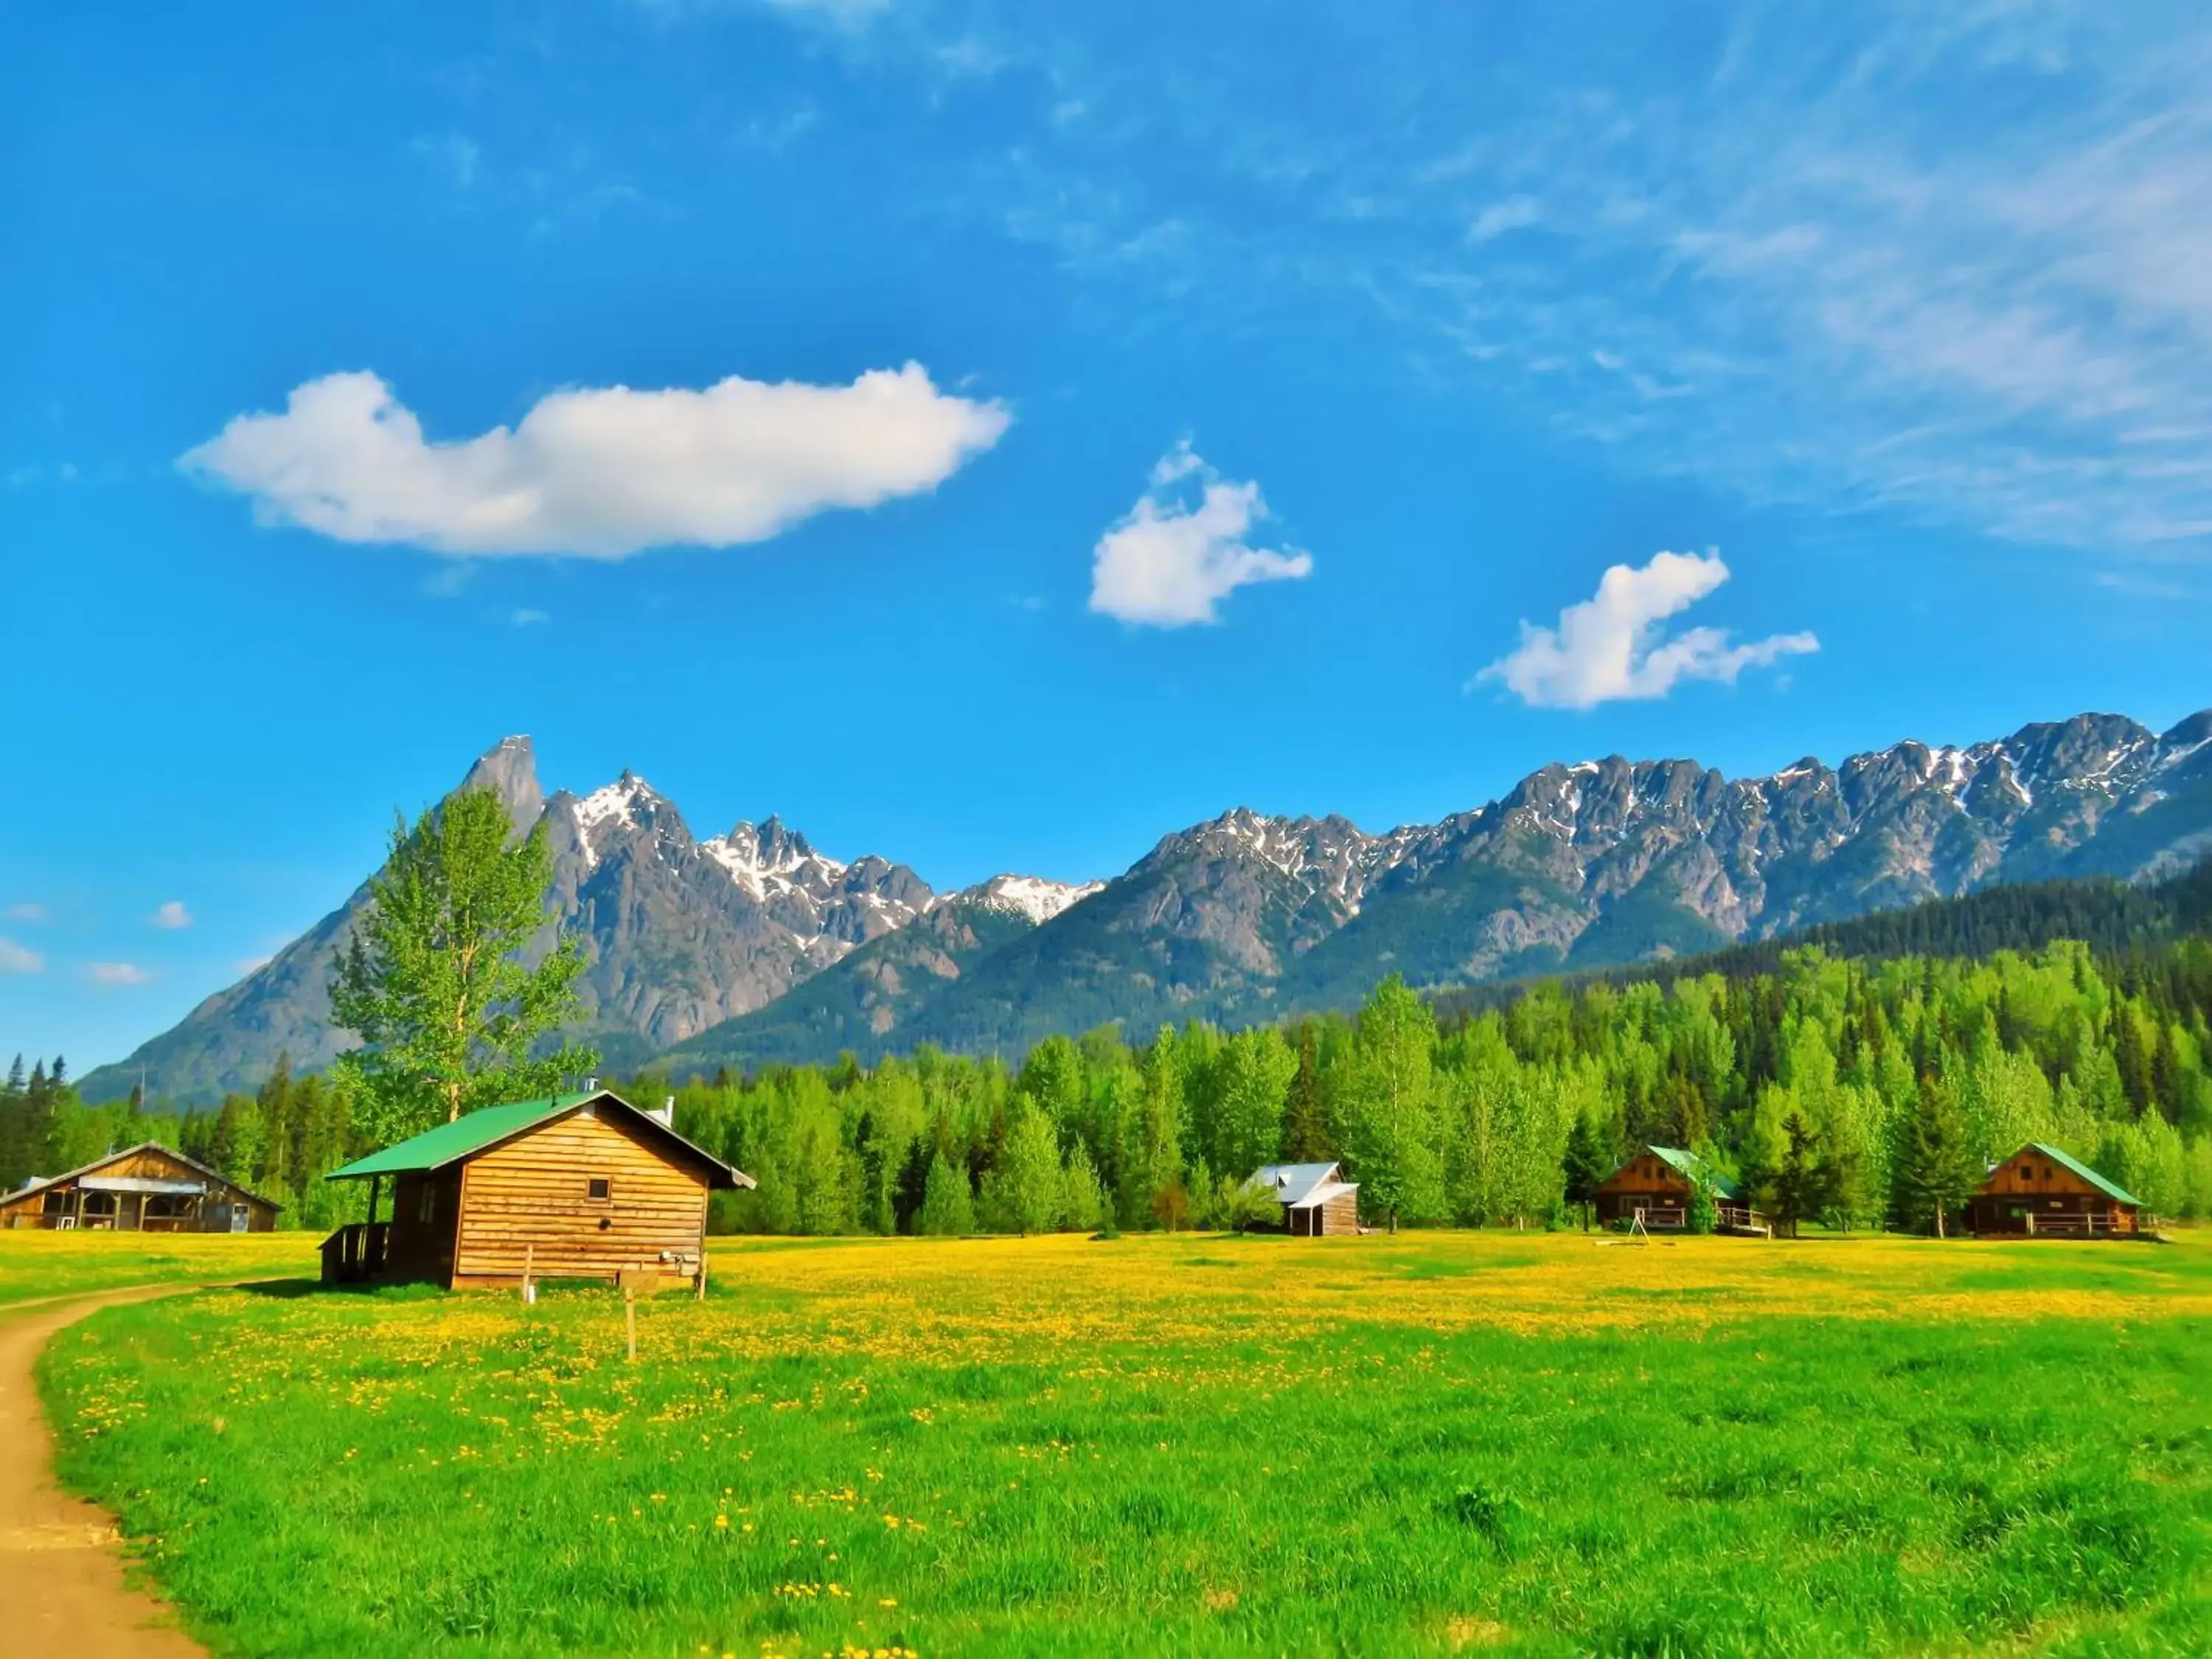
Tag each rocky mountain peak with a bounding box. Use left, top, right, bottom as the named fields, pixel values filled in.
left=77, top=706, right=2212, bottom=1105
left=700, top=816, right=839, bottom=899
left=459, top=734, right=546, bottom=838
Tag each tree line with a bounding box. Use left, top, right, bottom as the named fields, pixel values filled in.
left=9, top=783, right=2208, bottom=1239
left=639, top=933, right=2212, bottom=1239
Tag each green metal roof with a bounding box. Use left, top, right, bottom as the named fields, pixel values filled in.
left=1649, top=1145, right=1741, bottom=1200
left=327, top=1088, right=751, bottom=1189
left=326, top=1093, right=597, bottom=1180
left=2025, top=1141, right=2142, bottom=1208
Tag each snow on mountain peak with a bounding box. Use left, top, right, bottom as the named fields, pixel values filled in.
left=568, top=773, right=667, bottom=869
left=963, top=873, right=1103, bottom=924
left=700, top=818, right=849, bottom=902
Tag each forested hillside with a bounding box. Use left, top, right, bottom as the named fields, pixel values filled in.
left=1434, top=854, right=2212, bottom=1020
left=15, top=867, right=2212, bottom=1239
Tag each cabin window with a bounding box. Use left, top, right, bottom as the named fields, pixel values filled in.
left=588, top=1177, right=611, bottom=1201
left=417, top=1186, right=435, bottom=1223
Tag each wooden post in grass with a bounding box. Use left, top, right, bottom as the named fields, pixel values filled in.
left=522, top=1243, right=535, bottom=1305
left=625, top=1283, right=638, bottom=1363
left=695, top=1250, right=707, bottom=1302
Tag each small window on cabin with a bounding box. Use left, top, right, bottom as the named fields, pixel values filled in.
left=588, top=1177, right=611, bottom=1201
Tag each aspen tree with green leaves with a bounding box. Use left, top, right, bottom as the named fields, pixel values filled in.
left=330, top=787, right=594, bottom=1144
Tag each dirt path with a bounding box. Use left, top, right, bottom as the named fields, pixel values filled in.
left=0, top=1286, right=208, bottom=1657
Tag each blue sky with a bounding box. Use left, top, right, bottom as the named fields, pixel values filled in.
left=6, top=1, right=2211, bottom=1071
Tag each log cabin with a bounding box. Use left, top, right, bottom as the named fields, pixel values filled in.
left=1966, top=1142, right=2142, bottom=1237
left=0, top=1142, right=279, bottom=1231
left=321, top=1088, right=752, bottom=1290
left=1249, top=1161, right=1362, bottom=1236
left=1592, top=1144, right=1760, bottom=1232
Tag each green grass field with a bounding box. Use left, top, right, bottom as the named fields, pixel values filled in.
left=0, top=1229, right=319, bottom=1307
left=32, top=1229, right=2212, bottom=1657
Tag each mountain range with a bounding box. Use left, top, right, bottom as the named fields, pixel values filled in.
left=82, top=709, right=2212, bottom=1105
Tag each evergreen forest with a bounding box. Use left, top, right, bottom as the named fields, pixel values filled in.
left=8, top=868, right=2212, bottom=1239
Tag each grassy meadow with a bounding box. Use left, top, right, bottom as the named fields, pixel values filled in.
left=29, top=1228, right=2212, bottom=1658
left=0, top=1228, right=319, bottom=1307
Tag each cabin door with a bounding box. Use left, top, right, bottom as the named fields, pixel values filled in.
left=229, top=1203, right=250, bottom=1233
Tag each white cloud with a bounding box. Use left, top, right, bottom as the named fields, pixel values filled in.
left=1088, top=443, right=1312, bottom=627
left=1468, top=195, right=1540, bottom=241
left=150, top=900, right=192, bottom=930
left=3, top=902, right=45, bottom=923
left=0, top=938, right=42, bottom=975
left=1480, top=549, right=1818, bottom=710
left=181, top=364, right=1012, bottom=559
left=86, top=961, right=156, bottom=987
left=512, top=608, right=552, bottom=627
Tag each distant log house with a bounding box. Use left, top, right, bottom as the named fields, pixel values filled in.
left=1967, top=1142, right=2142, bottom=1237
left=1249, top=1161, right=1362, bottom=1236
left=321, top=1088, right=752, bottom=1290
left=0, top=1143, right=279, bottom=1232
left=1592, top=1145, right=1763, bottom=1234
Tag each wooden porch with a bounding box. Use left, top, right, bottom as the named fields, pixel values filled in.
left=319, top=1221, right=392, bottom=1283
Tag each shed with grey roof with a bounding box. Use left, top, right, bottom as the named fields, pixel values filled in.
left=1249, top=1161, right=1362, bottom=1237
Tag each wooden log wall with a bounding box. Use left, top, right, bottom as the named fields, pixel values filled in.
left=452, top=1107, right=709, bottom=1284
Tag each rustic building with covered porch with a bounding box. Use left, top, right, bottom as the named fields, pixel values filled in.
left=0, top=1143, right=278, bottom=1231
left=1968, top=1143, right=2142, bottom=1237
left=321, top=1088, right=751, bottom=1289
left=1592, top=1144, right=1761, bottom=1234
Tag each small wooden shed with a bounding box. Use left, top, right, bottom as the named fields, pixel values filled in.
left=1250, top=1161, right=1361, bottom=1237
left=1592, top=1145, right=1759, bottom=1232
left=1967, top=1142, right=2141, bottom=1237
left=321, top=1088, right=751, bottom=1289
left=0, top=1142, right=279, bottom=1232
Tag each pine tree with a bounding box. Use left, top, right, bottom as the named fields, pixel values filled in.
left=1280, top=1025, right=1329, bottom=1161
left=2112, top=1004, right=2152, bottom=1117
left=1753, top=1110, right=1831, bottom=1239
left=1893, top=1076, right=1979, bottom=1238
left=1560, top=1113, right=1610, bottom=1231
left=919, top=1151, right=975, bottom=1237
left=996, top=1099, right=1062, bottom=1236
left=257, top=1053, right=295, bottom=1202
left=892, top=1134, right=933, bottom=1234
left=1058, top=1141, right=1108, bottom=1233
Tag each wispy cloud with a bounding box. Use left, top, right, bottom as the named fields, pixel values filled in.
left=3, top=902, right=45, bottom=923
left=795, top=4, right=2212, bottom=560
left=182, top=366, right=1011, bottom=559
left=1089, top=442, right=1312, bottom=627
left=512, top=608, right=552, bottom=627
left=150, top=900, right=192, bottom=929
left=0, top=938, right=42, bottom=975
left=86, top=961, right=156, bottom=987
left=1479, top=549, right=1817, bottom=710
left=411, top=131, right=482, bottom=192
left=1467, top=195, right=1540, bottom=242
